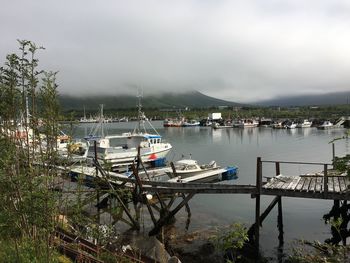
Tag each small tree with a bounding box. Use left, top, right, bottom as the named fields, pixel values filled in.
left=0, top=40, right=62, bottom=262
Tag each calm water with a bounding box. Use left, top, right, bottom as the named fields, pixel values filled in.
left=71, top=121, right=350, bottom=258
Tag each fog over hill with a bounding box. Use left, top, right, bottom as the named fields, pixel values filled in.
left=252, top=91, right=350, bottom=106
left=59, top=90, right=350, bottom=111
left=59, top=91, right=242, bottom=110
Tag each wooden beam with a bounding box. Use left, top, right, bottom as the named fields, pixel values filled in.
left=259, top=196, right=279, bottom=225
left=149, top=193, right=195, bottom=236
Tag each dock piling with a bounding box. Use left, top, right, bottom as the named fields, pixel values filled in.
left=277, top=197, right=284, bottom=246
left=254, top=157, right=262, bottom=250
left=324, top=164, right=328, bottom=198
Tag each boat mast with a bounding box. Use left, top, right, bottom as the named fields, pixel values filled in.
left=100, top=104, right=105, bottom=138
left=133, top=88, right=160, bottom=135
left=83, top=106, right=86, bottom=121
left=136, top=88, right=145, bottom=133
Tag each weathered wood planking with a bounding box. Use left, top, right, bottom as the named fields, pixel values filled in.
left=333, top=177, right=340, bottom=193
left=308, top=178, right=316, bottom=192
left=280, top=177, right=296, bottom=190
left=315, top=176, right=322, bottom=192
left=265, top=178, right=281, bottom=189
left=276, top=177, right=291, bottom=190
left=262, top=179, right=274, bottom=189
left=301, top=177, right=311, bottom=192
left=286, top=176, right=301, bottom=190
left=345, top=176, right=350, bottom=189
left=275, top=180, right=285, bottom=190
left=328, top=176, right=334, bottom=192
left=338, top=176, right=346, bottom=192
left=295, top=177, right=305, bottom=191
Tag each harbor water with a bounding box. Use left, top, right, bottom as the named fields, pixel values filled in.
left=72, top=121, right=350, bottom=258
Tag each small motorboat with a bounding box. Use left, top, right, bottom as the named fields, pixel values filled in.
left=166, top=159, right=238, bottom=183
left=167, top=159, right=224, bottom=178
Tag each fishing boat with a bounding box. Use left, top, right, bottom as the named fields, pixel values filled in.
left=285, top=122, right=297, bottom=129
left=182, top=120, right=200, bottom=127
left=317, top=121, right=333, bottom=130
left=163, top=118, right=184, bottom=127
left=86, top=98, right=172, bottom=170
left=233, top=119, right=259, bottom=128
left=296, top=119, right=312, bottom=128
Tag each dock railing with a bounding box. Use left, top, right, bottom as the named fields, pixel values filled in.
left=254, top=157, right=335, bottom=250
left=258, top=158, right=333, bottom=197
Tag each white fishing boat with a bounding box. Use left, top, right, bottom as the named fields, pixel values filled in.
left=233, top=119, right=259, bottom=128
left=296, top=119, right=312, bottom=128
left=211, top=120, right=233, bottom=129
left=86, top=97, right=172, bottom=170
left=317, top=121, right=333, bottom=130
left=285, top=122, right=297, bottom=129
left=182, top=120, right=200, bottom=127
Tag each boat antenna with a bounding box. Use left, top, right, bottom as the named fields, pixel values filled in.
left=134, top=88, right=146, bottom=134
left=100, top=104, right=105, bottom=138
left=133, top=88, right=160, bottom=135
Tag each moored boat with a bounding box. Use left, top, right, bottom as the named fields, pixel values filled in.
left=285, top=122, right=297, bottom=129
left=317, top=121, right=333, bottom=129
left=233, top=119, right=259, bottom=128
left=86, top=98, right=172, bottom=170
left=182, top=119, right=200, bottom=127
left=296, top=119, right=312, bottom=128
left=166, top=159, right=238, bottom=182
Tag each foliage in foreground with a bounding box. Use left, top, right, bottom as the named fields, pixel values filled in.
left=0, top=238, right=67, bottom=263
left=211, top=223, right=249, bottom=262
left=286, top=240, right=350, bottom=263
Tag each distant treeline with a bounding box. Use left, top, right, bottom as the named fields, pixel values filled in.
left=62, top=104, right=350, bottom=122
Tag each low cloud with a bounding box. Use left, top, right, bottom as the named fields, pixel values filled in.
left=1, top=0, right=350, bottom=102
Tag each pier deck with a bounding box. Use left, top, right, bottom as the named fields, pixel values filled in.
left=68, top=162, right=350, bottom=199
left=262, top=174, right=350, bottom=200
left=63, top=155, right=350, bottom=246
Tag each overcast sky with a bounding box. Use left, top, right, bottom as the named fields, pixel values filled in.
left=1, top=0, right=350, bottom=103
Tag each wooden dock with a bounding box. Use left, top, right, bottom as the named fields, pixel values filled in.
left=64, top=153, right=350, bottom=251
left=262, top=174, right=350, bottom=200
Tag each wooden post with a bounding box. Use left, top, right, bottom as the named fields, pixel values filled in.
left=255, top=157, right=262, bottom=250
left=93, top=158, right=140, bottom=230
left=332, top=143, right=335, bottom=162
left=323, top=164, right=328, bottom=198
left=275, top=162, right=280, bottom=176
left=343, top=200, right=347, bottom=246
left=277, top=196, right=284, bottom=246
left=131, top=163, right=157, bottom=226
left=276, top=162, right=283, bottom=245
left=149, top=193, right=195, bottom=236
left=94, top=141, right=100, bottom=225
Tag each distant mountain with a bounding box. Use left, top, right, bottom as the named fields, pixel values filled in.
left=254, top=91, right=350, bottom=106
left=59, top=91, right=241, bottom=110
